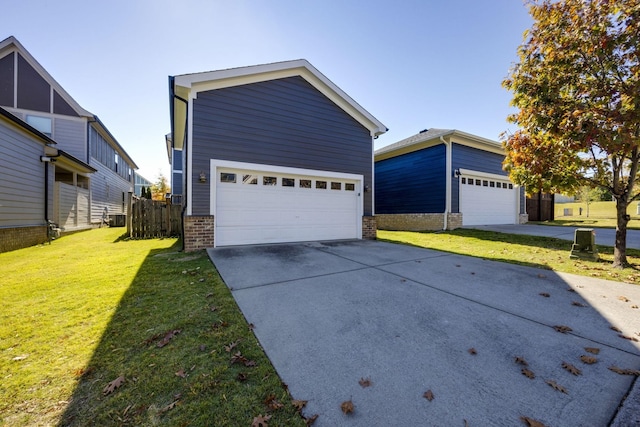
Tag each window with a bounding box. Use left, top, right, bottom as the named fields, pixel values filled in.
left=490, top=181, right=495, bottom=188
left=467, top=179, right=474, bottom=185
left=220, top=172, right=236, bottom=183
left=316, top=180, right=327, bottom=189
left=509, top=183, right=514, bottom=189
left=243, top=174, right=258, bottom=185
left=331, top=182, right=341, bottom=190
left=502, top=183, right=508, bottom=189
left=483, top=180, right=488, bottom=187
left=461, top=178, right=466, bottom=184
left=300, top=179, right=311, bottom=188
left=263, top=176, right=277, bottom=186
left=282, top=177, right=295, bottom=187
left=26, top=115, right=52, bottom=137
left=475, top=179, right=481, bottom=186
left=345, top=183, right=355, bottom=191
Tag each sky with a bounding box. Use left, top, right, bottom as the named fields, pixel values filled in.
left=4, top=0, right=533, bottom=183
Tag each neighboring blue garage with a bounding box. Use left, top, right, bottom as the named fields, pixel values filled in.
left=374, top=128, right=527, bottom=230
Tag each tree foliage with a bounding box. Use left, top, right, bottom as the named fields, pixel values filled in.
left=503, top=0, right=640, bottom=266
left=151, top=173, right=170, bottom=201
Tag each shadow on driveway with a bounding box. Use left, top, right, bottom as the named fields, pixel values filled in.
left=209, top=240, right=640, bottom=427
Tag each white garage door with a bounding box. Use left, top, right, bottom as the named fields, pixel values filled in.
left=459, top=173, right=518, bottom=226
left=215, top=167, right=360, bottom=246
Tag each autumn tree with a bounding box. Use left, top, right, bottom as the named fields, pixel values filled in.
left=503, top=0, right=640, bottom=267
left=151, top=173, right=170, bottom=201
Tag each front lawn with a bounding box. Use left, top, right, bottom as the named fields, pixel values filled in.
left=378, top=229, right=640, bottom=284
left=0, top=228, right=305, bottom=426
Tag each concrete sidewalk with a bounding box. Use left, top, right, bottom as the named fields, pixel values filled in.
left=467, top=224, right=640, bottom=250
left=208, top=240, right=640, bottom=426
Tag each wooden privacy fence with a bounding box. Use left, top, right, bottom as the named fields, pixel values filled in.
left=130, top=199, right=182, bottom=238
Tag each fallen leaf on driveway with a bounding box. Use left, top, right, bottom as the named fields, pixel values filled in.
left=515, top=356, right=528, bottom=366
left=562, top=362, right=581, bottom=376
left=340, top=399, right=354, bottom=414
left=580, top=355, right=598, bottom=364
left=618, top=334, right=639, bottom=342
left=520, top=416, right=548, bottom=427
left=423, top=390, right=435, bottom=401
left=584, top=347, right=600, bottom=355
left=553, top=325, right=572, bottom=333
left=619, top=296, right=631, bottom=302
left=571, top=301, right=586, bottom=307
left=539, top=292, right=550, bottom=298
left=359, top=377, right=372, bottom=388
left=537, top=274, right=547, bottom=279
left=610, top=326, right=622, bottom=332
left=608, top=366, right=640, bottom=376
left=468, top=348, right=478, bottom=355
left=522, top=368, right=535, bottom=379
left=545, top=379, right=568, bottom=394
left=305, top=414, right=319, bottom=425
left=103, top=376, right=125, bottom=395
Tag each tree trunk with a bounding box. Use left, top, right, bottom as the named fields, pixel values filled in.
left=613, top=199, right=629, bottom=268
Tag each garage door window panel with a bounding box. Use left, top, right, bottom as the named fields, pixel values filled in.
left=331, top=182, right=341, bottom=190
left=300, top=179, right=311, bottom=188
left=316, top=180, right=327, bottom=189
left=264, top=176, right=277, bottom=186
left=221, top=173, right=237, bottom=183
left=345, top=183, right=355, bottom=191
left=243, top=174, right=258, bottom=185
left=282, top=178, right=295, bottom=187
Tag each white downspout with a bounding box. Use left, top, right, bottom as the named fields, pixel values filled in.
left=441, top=136, right=451, bottom=230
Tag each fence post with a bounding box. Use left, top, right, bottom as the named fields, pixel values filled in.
left=127, top=192, right=133, bottom=237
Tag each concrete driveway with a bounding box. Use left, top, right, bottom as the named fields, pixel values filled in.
left=208, top=240, right=640, bottom=426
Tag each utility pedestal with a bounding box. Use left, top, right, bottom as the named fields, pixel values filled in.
left=570, top=228, right=599, bottom=261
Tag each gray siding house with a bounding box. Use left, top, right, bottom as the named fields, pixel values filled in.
left=169, top=60, right=386, bottom=250
left=0, top=107, right=95, bottom=252
left=0, top=36, right=138, bottom=237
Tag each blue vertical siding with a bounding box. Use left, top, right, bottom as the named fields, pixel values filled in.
left=191, top=76, right=373, bottom=215
left=375, top=145, right=446, bottom=214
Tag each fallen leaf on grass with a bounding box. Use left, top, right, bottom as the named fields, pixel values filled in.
left=205, top=292, right=214, bottom=298
left=236, top=372, right=248, bottom=382
left=175, top=369, right=186, bottom=378
left=608, top=366, right=640, bottom=376
left=340, top=399, right=354, bottom=414
left=230, top=351, right=256, bottom=367
left=264, top=394, right=284, bottom=410
left=212, top=321, right=229, bottom=330
left=553, top=325, right=573, bottom=333
left=522, top=368, right=536, bottom=379
left=359, top=377, right=372, bottom=388
left=12, top=355, right=29, bottom=361
left=157, top=330, right=181, bottom=348
left=520, top=416, right=548, bottom=427
left=305, top=414, right=319, bottom=425
left=539, top=292, right=550, bottom=298
left=585, top=347, right=600, bottom=354
left=224, top=340, right=241, bottom=353
left=572, top=301, right=586, bottom=307
left=515, top=356, right=528, bottom=366
left=580, top=355, right=597, bottom=364
left=545, top=379, right=568, bottom=394
left=251, top=414, right=271, bottom=427
left=160, top=399, right=179, bottom=413
left=103, top=376, right=125, bottom=395
left=248, top=323, right=255, bottom=330
left=562, top=362, right=582, bottom=376
left=292, top=399, right=308, bottom=412
left=210, top=305, right=218, bottom=312
left=423, top=390, right=435, bottom=401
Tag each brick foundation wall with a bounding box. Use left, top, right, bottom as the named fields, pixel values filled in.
left=376, top=213, right=464, bottom=231
left=362, top=216, right=377, bottom=239
left=0, top=226, right=47, bottom=253
left=446, top=213, right=463, bottom=230
left=184, top=215, right=214, bottom=252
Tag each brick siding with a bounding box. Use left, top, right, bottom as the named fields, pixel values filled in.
left=184, top=215, right=214, bottom=252
left=0, top=226, right=47, bottom=253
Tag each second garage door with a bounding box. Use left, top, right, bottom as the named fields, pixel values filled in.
left=214, top=166, right=361, bottom=246
left=459, top=172, right=518, bottom=226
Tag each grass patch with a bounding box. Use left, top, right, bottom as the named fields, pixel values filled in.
left=378, top=229, right=640, bottom=284
left=550, top=201, right=640, bottom=229
left=0, top=228, right=305, bottom=426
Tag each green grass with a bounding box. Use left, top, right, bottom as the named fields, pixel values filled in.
left=0, top=228, right=305, bottom=426
left=378, top=229, right=640, bottom=284
left=549, top=201, right=640, bottom=229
